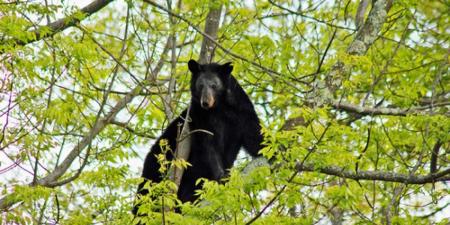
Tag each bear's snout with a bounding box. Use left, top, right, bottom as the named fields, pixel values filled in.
left=200, top=88, right=215, bottom=109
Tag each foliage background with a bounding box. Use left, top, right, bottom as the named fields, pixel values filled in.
left=0, top=0, right=449, bottom=224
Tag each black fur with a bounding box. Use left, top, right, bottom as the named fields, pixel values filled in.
left=133, top=60, right=263, bottom=215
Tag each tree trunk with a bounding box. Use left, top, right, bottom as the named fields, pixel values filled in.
left=169, top=0, right=223, bottom=188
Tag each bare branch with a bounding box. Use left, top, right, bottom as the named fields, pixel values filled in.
left=110, top=120, right=156, bottom=139
left=199, top=2, right=222, bottom=64
left=331, top=101, right=447, bottom=116
left=296, top=163, right=450, bottom=184
left=347, top=0, right=388, bottom=55
left=355, top=0, right=370, bottom=29
left=430, top=141, right=442, bottom=174
left=168, top=0, right=223, bottom=188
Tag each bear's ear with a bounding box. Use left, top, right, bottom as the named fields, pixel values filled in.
left=188, top=59, right=201, bottom=74
left=220, top=62, right=233, bottom=75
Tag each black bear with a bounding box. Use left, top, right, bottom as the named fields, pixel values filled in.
left=133, top=59, right=263, bottom=215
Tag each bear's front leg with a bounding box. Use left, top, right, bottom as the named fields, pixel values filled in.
left=205, top=146, right=225, bottom=180
left=196, top=129, right=226, bottom=181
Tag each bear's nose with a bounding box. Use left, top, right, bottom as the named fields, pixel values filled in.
left=201, top=100, right=209, bottom=108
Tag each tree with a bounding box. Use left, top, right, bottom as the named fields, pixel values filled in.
left=0, top=0, right=448, bottom=224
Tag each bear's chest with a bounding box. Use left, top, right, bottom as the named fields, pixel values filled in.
left=190, top=115, right=229, bottom=141
left=189, top=112, right=238, bottom=146
left=190, top=108, right=237, bottom=131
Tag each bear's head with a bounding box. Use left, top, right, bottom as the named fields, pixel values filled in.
left=188, top=59, right=233, bottom=110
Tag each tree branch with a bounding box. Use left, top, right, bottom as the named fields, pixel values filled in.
left=331, top=101, right=446, bottom=116
left=0, top=78, right=142, bottom=212
left=0, top=3, right=163, bottom=210
left=267, top=0, right=354, bottom=31
left=199, top=2, right=222, bottom=64
left=296, top=163, right=450, bottom=184
left=110, top=120, right=156, bottom=139
left=1, top=0, right=114, bottom=52
left=347, top=0, right=388, bottom=55
left=36, top=87, right=140, bottom=187
left=430, top=140, right=442, bottom=174
left=355, top=0, right=370, bottom=29
left=168, top=0, right=223, bottom=188
left=141, top=0, right=298, bottom=83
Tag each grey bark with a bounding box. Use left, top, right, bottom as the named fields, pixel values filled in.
left=170, top=0, right=223, bottom=188
left=355, top=0, right=370, bottom=29
left=199, top=2, right=223, bottom=64
left=296, top=163, right=450, bottom=184
left=347, top=0, right=388, bottom=55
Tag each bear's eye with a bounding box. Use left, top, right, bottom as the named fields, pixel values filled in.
left=211, top=84, right=217, bottom=89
